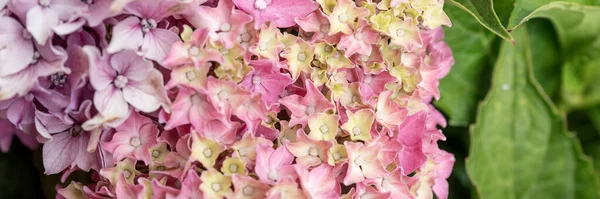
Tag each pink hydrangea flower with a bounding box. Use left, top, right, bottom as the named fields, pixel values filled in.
left=279, top=79, right=334, bottom=126
left=101, top=112, right=160, bottom=164
left=85, top=47, right=170, bottom=123
left=295, top=164, right=339, bottom=199
left=240, top=59, right=293, bottom=107
left=343, top=140, right=388, bottom=185
left=255, top=143, right=296, bottom=184
left=286, top=129, right=331, bottom=167
left=162, top=28, right=223, bottom=69
left=337, top=20, right=379, bottom=57
left=105, top=0, right=186, bottom=62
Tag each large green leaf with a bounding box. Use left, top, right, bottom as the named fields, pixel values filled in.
left=447, top=0, right=514, bottom=43
left=435, top=4, right=496, bottom=126
left=466, top=27, right=600, bottom=199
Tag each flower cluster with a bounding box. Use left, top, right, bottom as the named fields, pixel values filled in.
left=0, top=0, right=455, bottom=198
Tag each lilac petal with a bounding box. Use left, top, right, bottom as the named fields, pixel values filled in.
left=115, top=111, right=152, bottom=133
left=26, top=6, right=59, bottom=45
left=106, top=16, right=144, bottom=54
left=50, top=0, right=88, bottom=20
left=6, top=98, right=34, bottom=126
left=81, top=107, right=132, bottom=131
left=123, top=70, right=170, bottom=113
left=67, top=31, right=95, bottom=48
left=14, top=125, right=39, bottom=149
left=53, top=18, right=86, bottom=35
left=1, top=51, right=70, bottom=100
left=33, top=89, right=70, bottom=112
left=110, top=0, right=136, bottom=12
left=109, top=50, right=152, bottom=82
left=0, top=17, right=34, bottom=76
left=74, top=133, right=100, bottom=172
left=64, top=46, right=90, bottom=111
left=0, top=0, right=7, bottom=10
left=140, top=28, right=180, bottom=62
left=34, top=110, right=71, bottom=139
left=0, top=68, right=38, bottom=100
left=42, top=132, right=80, bottom=174
left=93, top=86, right=129, bottom=120
left=92, top=24, right=109, bottom=48
left=84, top=46, right=116, bottom=90
left=85, top=0, right=117, bottom=27
left=36, top=39, right=68, bottom=61
left=7, top=0, right=37, bottom=21
left=125, top=0, right=189, bottom=20
left=68, top=100, right=93, bottom=124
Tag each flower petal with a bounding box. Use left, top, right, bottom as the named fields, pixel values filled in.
left=26, top=6, right=59, bottom=45
left=84, top=46, right=116, bottom=91
left=42, top=132, right=80, bottom=174
left=123, top=70, right=170, bottom=113
left=0, top=17, right=34, bottom=76
left=106, top=16, right=144, bottom=54
left=140, top=28, right=180, bottom=62
left=93, top=86, right=129, bottom=120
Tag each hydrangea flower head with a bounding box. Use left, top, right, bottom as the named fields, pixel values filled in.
left=0, top=0, right=456, bottom=198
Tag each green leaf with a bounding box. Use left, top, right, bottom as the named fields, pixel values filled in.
left=435, top=4, right=496, bottom=126
left=506, top=0, right=598, bottom=32
left=511, top=2, right=600, bottom=51
left=447, top=0, right=514, bottom=43
left=466, top=26, right=600, bottom=199
left=491, top=0, right=515, bottom=25
left=521, top=3, right=600, bottom=110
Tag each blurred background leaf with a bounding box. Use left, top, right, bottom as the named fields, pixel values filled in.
left=516, top=2, right=600, bottom=111
left=435, top=4, right=496, bottom=126
left=526, top=19, right=561, bottom=98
